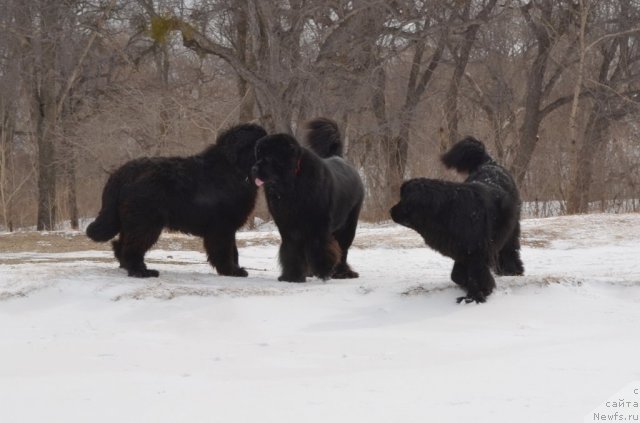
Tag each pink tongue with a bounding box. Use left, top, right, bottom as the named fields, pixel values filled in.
left=255, top=178, right=264, bottom=187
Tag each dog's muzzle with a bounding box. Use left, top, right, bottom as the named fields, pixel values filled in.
left=390, top=204, right=403, bottom=224
left=251, top=166, right=264, bottom=186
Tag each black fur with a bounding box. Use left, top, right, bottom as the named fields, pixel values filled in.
left=305, top=117, right=343, bottom=158
left=251, top=118, right=364, bottom=282
left=86, top=123, right=267, bottom=278
left=390, top=136, right=524, bottom=303
left=441, top=136, right=492, bottom=173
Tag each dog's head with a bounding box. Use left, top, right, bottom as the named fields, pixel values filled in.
left=215, top=123, right=268, bottom=172
left=441, top=136, right=492, bottom=174
left=251, top=134, right=302, bottom=187
left=390, top=181, right=420, bottom=229
left=390, top=179, right=447, bottom=230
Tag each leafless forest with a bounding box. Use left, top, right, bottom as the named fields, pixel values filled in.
left=0, top=0, right=639, bottom=231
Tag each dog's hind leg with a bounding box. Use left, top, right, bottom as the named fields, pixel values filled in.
left=451, top=261, right=468, bottom=288
left=332, top=206, right=360, bottom=279
left=305, top=235, right=341, bottom=281
left=456, top=259, right=495, bottom=304
left=233, top=245, right=240, bottom=267
left=119, top=226, right=162, bottom=278
left=278, top=236, right=307, bottom=282
left=111, top=237, right=124, bottom=268
left=496, top=222, right=524, bottom=276
left=204, top=231, right=248, bottom=277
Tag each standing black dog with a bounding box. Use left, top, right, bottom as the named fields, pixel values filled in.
left=390, top=137, right=524, bottom=303
left=86, top=123, right=267, bottom=278
left=251, top=118, right=364, bottom=282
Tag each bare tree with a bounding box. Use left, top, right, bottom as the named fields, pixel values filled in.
left=509, top=0, right=579, bottom=185
left=1, top=0, right=640, bottom=228
left=0, top=5, right=22, bottom=230
left=441, top=0, right=499, bottom=149
left=4, top=0, right=117, bottom=230
left=566, top=0, right=640, bottom=213
left=136, top=0, right=389, bottom=133
left=361, top=2, right=450, bottom=212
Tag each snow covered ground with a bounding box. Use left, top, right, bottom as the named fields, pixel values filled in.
left=1, top=214, right=639, bottom=422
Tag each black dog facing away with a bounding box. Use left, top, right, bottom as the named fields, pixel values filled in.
left=86, top=123, right=267, bottom=278
left=390, top=137, right=524, bottom=303
left=251, top=118, right=364, bottom=282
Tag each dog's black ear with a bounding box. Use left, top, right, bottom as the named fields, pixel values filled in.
left=288, top=139, right=301, bottom=157
left=223, top=142, right=238, bottom=164
left=272, top=133, right=302, bottom=158
left=216, top=123, right=267, bottom=164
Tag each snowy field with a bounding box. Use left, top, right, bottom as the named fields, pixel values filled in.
left=1, top=213, right=639, bottom=422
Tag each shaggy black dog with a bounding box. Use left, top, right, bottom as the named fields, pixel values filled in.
left=86, top=123, right=267, bottom=278
left=251, top=118, right=364, bottom=282
left=390, top=137, right=524, bottom=303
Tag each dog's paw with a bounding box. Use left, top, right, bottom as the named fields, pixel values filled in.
left=222, top=267, right=248, bottom=277
left=495, top=267, right=523, bottom=276
left=456, top=294, right=486, bottom=304
left=278, top=275, right=306, bottom=283
left=332, top=269, right=359, bottom=279
left=128, top=268, right=160, bottom=278
left=315, top=271, right=334, bottom=281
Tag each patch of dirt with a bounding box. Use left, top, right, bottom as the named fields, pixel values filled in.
left=0, top=231, right=270, bottom=264
left=0, top=256, right=201, bottom=266
left=0, top=231, right=204, bottom=254
left=1, top=214, right=638, bottom=265
left=112, top=283, right=289, bottom=301
left=522, top=213, right=640, bottom=249
left=520, top=227, right=555, bottom=248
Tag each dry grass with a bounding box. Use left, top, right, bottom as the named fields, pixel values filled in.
left=2, top=213, right=637, bottom=265
left=0, top=231, right=205, bottom=254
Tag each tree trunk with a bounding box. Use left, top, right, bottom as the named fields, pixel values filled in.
left=255, top=86, right=294, bottom=134
left=443, top=37, right=475, bottom=148
left=34, top=2, right=61, bottom=231
left=566, top=111, right=609, bottom=214
left=67, top=159, right=79, bottom=230
left=370, top=66, right=397, bottom=210
left=0, top=109, right=15, bottom=231
left=60, top=135, right=79, bottom=230
left=236, top=7, right=255, bottom=123
left=238, top=80, right=255, bottom=123
left=509, top=40, right=551, bottom=185
left=36, top=106, right=58, bottom=231
left=442, top=0, right=497, bottom=148
left=35, top=73, right=59, bottom=230
left=565, top=0, right=590, bottom=214
left=396, top=35, right=445, bottom=176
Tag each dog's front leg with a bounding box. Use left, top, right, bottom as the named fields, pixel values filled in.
left=278, top=237, right=307, bottom=282
left=456, top=259, right=494, bottom=304
left=204, top=231, right=248, bottom=277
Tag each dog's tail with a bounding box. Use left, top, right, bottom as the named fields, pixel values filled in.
left=86, top=172, right=122, bottom=242
left=441, top=136, right=492, bottom=173
left=305, top=117, right=344, bottom=158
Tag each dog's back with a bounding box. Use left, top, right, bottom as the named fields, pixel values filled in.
left=305, top=117, right=363, bottom=231
left=441, top=136, right=519, bottom=202
left=325, top=157, right=364, bottom=229
left=469, top=162, right=519, bottom=200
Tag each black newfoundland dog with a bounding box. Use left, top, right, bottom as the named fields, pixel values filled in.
left=390, top=137, right=524, bottom=303
left=251, top=118, right=364, bottom=282
left=86, top=123, right=267, bottom=278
